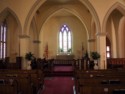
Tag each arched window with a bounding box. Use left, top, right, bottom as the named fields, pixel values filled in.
left=106, top=37, right=111, bottom=58
left=0, top=21, right=7, bottom=59
left=59, top=25, right=72, bottom=54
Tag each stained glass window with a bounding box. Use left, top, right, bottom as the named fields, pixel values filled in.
left=0, top=21, right=7, bottom=59
left=59, top=25, right=72, bottom=53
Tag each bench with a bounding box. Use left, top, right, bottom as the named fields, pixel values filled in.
left=0, top=69, right=44, bottom=94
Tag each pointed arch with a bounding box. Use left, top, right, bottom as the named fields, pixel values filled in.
left=0, top=7, right=22, bottom=33
left=0, top=7, right=23, bottom=59
left=79, top=0, right=101, bottom=34
left=102, top=2, right=125, bottom=58
left=23, top=0, right=46, bottom=35
left=118, top=16, right=125, bottom=57
left=58, top=24, right=72, bottom=54
left=24, top=0, right=101, bottom=38
left=102, top=2, right=125, bottom=33
left=39, top=8, right=89, bottom=37
left=106, top=37, right=111, bottom=58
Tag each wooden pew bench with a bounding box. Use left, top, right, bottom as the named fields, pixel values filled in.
left=0, top=69, right=44, bottom=94
left=78, top=76, right=125, bottom=94
left=74, top=69, right=125, bottom=94
left=80, top=84, right=125, bottom=94
left=107, top=58, right=125, bottom=69
left=0, top=78, right=18, bottom=94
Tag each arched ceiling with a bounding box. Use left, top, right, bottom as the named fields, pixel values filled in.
left=32, top=0, right=92, bottom=35
left=102, top=2, right=125, bottom=33
left=37, top=0, right=91, bottom=18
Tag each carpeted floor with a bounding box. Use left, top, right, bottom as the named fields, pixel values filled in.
left=53, top=66, right=73, bottom=72
left=40, top=65, right=74, bottom=94
left=41, top=77, right=74, bottom=94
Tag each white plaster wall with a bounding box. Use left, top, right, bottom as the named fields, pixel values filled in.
left=39, top=16, right=87, bottom=59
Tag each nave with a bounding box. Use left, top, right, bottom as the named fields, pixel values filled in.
left=1, top=58, right=125, bottom=94
left=41, top=77, right=74, bottom=94
left=0, top=59, right=75, bottom=94
left=40, top=63, right=75, bottom=94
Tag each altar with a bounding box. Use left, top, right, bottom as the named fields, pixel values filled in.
left=54, top=54, right=75, bottom=65
left=56, top=54, right=74, bottom=60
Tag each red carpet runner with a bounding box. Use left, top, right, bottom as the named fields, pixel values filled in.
left=53, top=66, right=73, bottom=72
left=40, top=65, right=74, bottom=94
left=41, top=77, right=74, bottom=94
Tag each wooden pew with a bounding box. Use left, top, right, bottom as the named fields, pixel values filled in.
left=107, top=58, right=125, bottom=69
left=80, top=84, right=125, bottom=94
left=74, top=69, right=125, bottom=94
left=0, top=69, right=44, bottom=94
left=0, top=78, right=18, bottom=94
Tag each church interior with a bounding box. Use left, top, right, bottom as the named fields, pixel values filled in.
left=0, top=0, right=125, bottom=94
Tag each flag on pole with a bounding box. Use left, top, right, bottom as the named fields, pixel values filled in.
left=43, top=43, right=48, bottom=59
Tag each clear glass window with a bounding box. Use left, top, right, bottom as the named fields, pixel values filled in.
left=106, top=46, right=110, bottom=58
left=0, top=22, right=7, bottom=59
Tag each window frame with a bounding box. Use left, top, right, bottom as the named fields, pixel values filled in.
left=58, top=24, right=72, bottom=54
left=106, top=37, right=111, bottom=58
left=0, top=21, right=7, bottom=59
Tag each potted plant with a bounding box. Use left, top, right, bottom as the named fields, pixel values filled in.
left=25, top=52, right=34, bottom=60
left=67, top=48, right=71, bottom=52
left=25, top=52, right=34, bottom=70
left=91, top=51, right=100, bottom=69
left=91, top=52, right=100, bottom=60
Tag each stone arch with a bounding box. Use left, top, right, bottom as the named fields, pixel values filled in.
left=118, top=16, right=125, bottom=57
left=102, top=2, right=125, bottom=58
left=79, top=0, right=101, bottom=34
left=0, top=7, right=22, bottom=33
left=24, top=0, right=101, bottom=37
left=39, top=8, right=89, bottom=38
left=23, top=0, right=101, bottom=57
left=0, top=7, right=23, bottom=60
left=23, top=0, right=46, bottom=35
left=102, top=2, right=125, bottom=33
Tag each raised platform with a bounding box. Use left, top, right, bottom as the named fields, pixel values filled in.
left=53, top=59, right=75, bottom=66
left=45, top=65, right=74, bottom=77
left=56, top=54, right=74, bottom=60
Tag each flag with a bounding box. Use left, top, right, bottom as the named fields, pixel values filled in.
left=43, top=43, right=48, bottom=58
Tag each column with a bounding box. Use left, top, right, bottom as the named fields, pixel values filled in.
left=97, top=33, right=107, bottom=69
left=19, top=35, right=30, bottom=69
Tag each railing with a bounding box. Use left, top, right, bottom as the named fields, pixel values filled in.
left=53, top=59, right=75, bottom=65
left=107, top=58, right=125, bottom=69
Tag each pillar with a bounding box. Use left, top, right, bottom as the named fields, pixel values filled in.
left=19, top=35, right=30, bottom=69
left=97, top=33, right=107, bottom=69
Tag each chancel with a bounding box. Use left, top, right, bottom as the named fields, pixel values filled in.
left=0, top=0, right=125, bottom=94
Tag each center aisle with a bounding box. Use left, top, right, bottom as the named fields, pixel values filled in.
left=41, top=77, right=74, bottom=94
left=40, top=64, right=75, bottom=94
